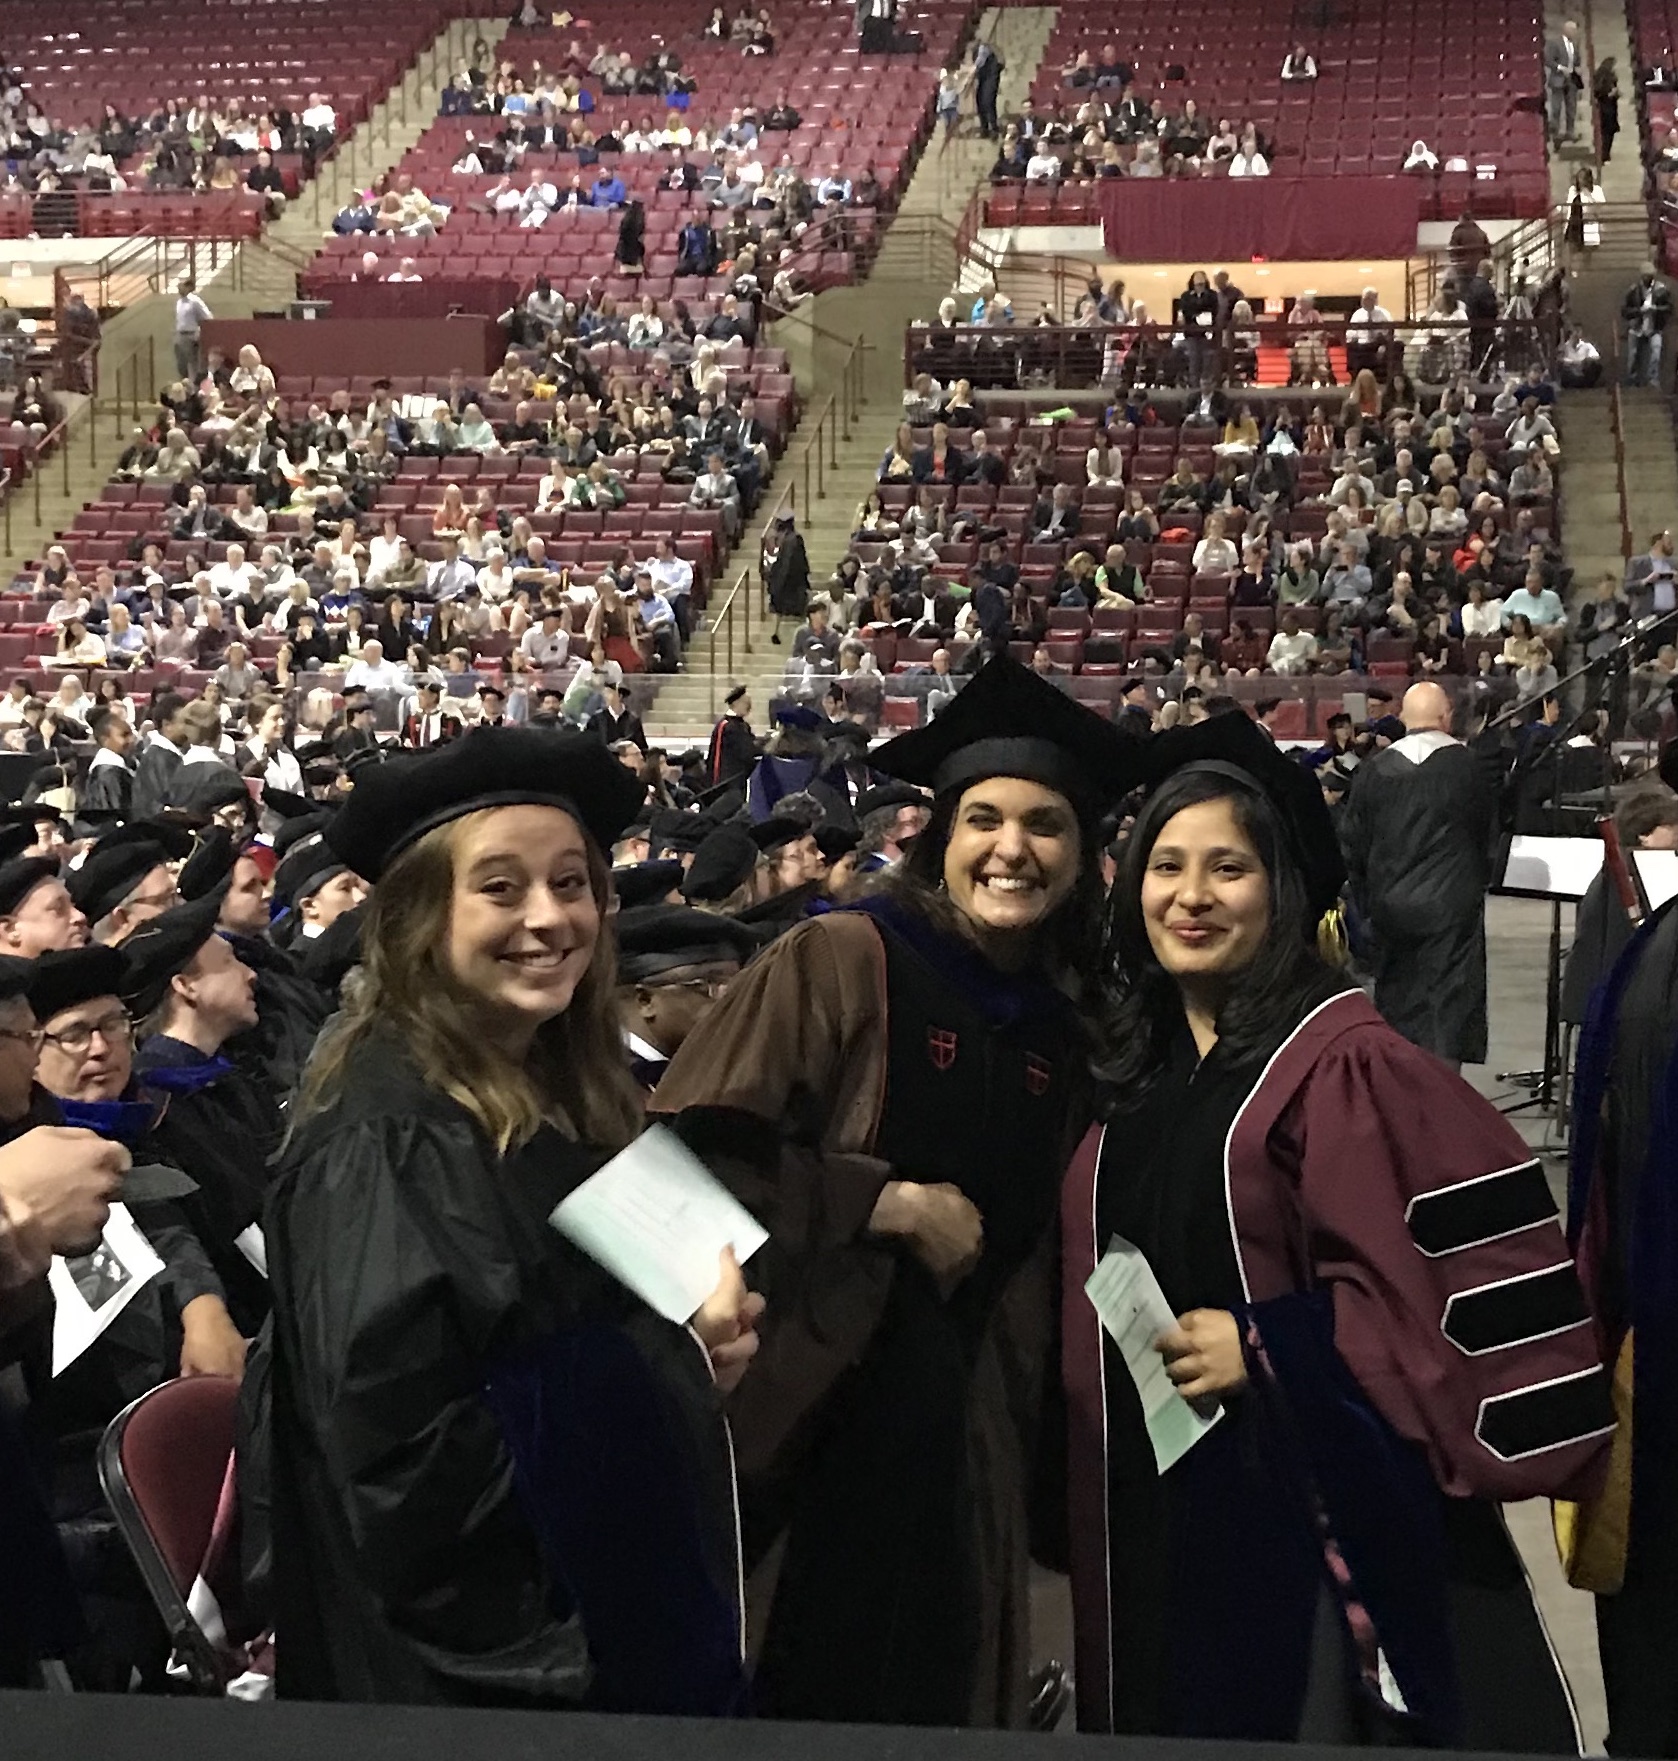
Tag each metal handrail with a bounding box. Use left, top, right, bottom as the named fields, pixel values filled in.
left=1610, top=320, right=1635, bottom=562
left=705, top=563, right=752, bottom=715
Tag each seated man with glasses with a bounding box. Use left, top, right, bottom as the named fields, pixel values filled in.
left=64, top=832, right=181, bottom=948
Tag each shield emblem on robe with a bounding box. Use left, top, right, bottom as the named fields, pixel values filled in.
left=1024, top=1054, right=1052, bottom=1096
left=928, top=1027, right=958, bottom=1071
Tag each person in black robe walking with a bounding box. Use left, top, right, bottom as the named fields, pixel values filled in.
left=764, top=511, right=810, bottom=646
left=972, top=40, right=1004, bottom=139
left=263, top=730, right=761, bottom=1710
left=1339, top=681, right=1497, bottom=1067
left=1595, top=58, right=1620, bottom=162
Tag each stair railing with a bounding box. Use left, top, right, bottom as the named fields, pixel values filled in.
left=1610, top=321, right=1635, bottom=563
left=705, top=564, right=753, bottom=716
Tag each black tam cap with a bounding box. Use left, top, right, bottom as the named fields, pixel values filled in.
left=0, top=955, right=33, bottom=1002
left=747, top=817, right=810, bottom=855
left=682, top=823, right=758, bottom=903
left=870, top=655, right=1144, bottom=818
left=0, top=857, right=60, bottom=919
left=66, top=840, right=172, bottom=926
left=119, top=888, right=229, bottom=1018
left=272, top=831, right=347, bottom=911
left=724, top=685, right=748, bottom=707
left=179, top=826, right=240, bottom=902
left=169, top=765, right=254, bottom=818
left=326, top=727, right=646, bottom=883
left=613, top=859, right=685, bottom=912
left=854, top=781, right=929, bottom=824
left=615, top=904, right=759, bottom=983
left=1135, top=711, right=1346, bottom=919
left=815, top=824, right=861, bottom=863
left=26, top=944, right=126, bottom=1025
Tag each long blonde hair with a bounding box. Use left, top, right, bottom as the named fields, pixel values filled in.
left=293, top=809, right=644, bottom=1155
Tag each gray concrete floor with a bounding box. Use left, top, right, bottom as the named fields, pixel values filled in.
left=1033, top=896, right=1607, bottom=1747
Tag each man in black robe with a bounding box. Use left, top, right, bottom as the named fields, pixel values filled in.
left=707, top=687, right=758, bottom=787
left=1340, top=681, right=1498, bottom=1067
left=130, top=691, right=188, bottom=822
left=124, top=894, right=281, bottom=1333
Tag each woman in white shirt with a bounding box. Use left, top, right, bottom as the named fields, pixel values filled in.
left=1402, top=139, right=1439, bottom=171
left=537, top=465, right=575, bottom=512
left=1227, top=133, right=1269, bottom=176
left=1459, top=582, right=1505, bottom=638
left=626, top=296, right=665, bottom=349
left=1086, top=430, right=1125, bottom=487
left=48, top=672, right=94, bottom=725
left=1428, top=484, right=1468, bottom=540
left=54, top=619, right=105, bottom=668
left=1025, top=146, right=1062, bottom=181
left=478, top=551, right=516, bottom=605
left=245, top=698, right=304, bottom=800
left=456, top=404, right=503, bottom=454
left=366, top=514, right=405, bottom=584
left=1192, top=513, right=1240, bottom=575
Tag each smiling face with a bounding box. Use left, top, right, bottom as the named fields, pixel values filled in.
left=942, top=776, right=1081, bottom=948
left=446, top=805, right=603, bottom=1054
left=1140, top=796, right=1271, bottom=988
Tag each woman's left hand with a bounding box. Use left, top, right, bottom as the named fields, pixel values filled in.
left=1156, top=1308, right=1247, bottom=1402
left=691, top=1247, right=767, bottom=1395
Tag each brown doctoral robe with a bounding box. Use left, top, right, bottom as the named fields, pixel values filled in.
left=651, top=902, right=1089, bottom=1727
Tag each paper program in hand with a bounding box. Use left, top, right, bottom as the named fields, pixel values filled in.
left=549, top=1123, right=768, bottom=1326
left=1085, top=1233, right=1223, bottom=1474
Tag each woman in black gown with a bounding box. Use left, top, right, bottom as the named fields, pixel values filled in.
left=264, top=729, right=761, bottom=1711
left=1064, top=713, right=1613, bottom=1749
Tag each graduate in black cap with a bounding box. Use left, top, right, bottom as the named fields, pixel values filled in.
left=653, top=655, right=1143, bottom=1728
left=706, top=686, right=758, bottom=789
left=1061, top=709, right=1609, bottom=1749
left=0, top=824, right=87, bottom=958
left=734, top=815, right=825, bottom=941
left=126, top=891, right=283, bottom=1332
left=853, top=780, right=932, bottom=876
left=613, top=860, right=685, bottom=913
left=180, top=826, right=332, bottom=1102
left=681, top=822, right=759, bottom=912
left=615, top=906, right=760, bottom=1090
left=262, top=728, right=760, bottom=1712
left=67, top=832, right=180, bottom=947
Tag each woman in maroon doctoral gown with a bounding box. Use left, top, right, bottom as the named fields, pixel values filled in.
left=1064, top=712, right=1613, bottom=1749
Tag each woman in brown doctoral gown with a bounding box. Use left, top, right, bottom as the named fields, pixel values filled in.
left=652, top=655, right=1142, bottom=1726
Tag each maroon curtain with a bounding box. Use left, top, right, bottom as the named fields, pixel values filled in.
left=1098, top=177, right=1421, bottom=262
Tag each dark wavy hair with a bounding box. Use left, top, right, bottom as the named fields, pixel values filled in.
left=1097, top=765, right=1344, bottom=1096
left=880, top=783, right=1110, bottom=1005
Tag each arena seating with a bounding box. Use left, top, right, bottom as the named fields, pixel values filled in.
left=16, top=337, right=796, bottom=701
left=0, top=0, right=467, bottom=234
left=833, top=380, right=1560, bottom=725
left=985, top=0, right=1548, bottom=220
left=300, top=0, right=976, bottom=309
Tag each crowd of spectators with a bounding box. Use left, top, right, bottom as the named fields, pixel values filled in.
left=13, top=317, right=784, bottom=762
left=0, top=58, right=326, bottom=204
left=780, top=351, right=1589, bottom=715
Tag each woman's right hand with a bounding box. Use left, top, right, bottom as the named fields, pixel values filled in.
left=869, top=1180, right=984, bottom=1292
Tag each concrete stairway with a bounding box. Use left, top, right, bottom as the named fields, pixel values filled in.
left=206, top=16, right=506, bottom=319
left=641, top=7, right=1057, bottom=743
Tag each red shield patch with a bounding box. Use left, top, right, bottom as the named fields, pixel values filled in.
left=1024, top=1054, right=1052, bottom=1096
left=928, top=1027, right=958, bottom=1071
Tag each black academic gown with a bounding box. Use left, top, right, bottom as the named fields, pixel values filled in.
left=1570, top=901, right=1678, bottom=1756
left=265, top=1030, right=747, bottom=1713
left=13, top=1089, right=227, bottom=1690
left=1340, top=733, right=1497, bottom=1064
left=79, top=752, right=133, bottom=818
left=131, top=738, right=182, bottom=822
left=222, top=934, right=332, bottom=1101
left=132, top=1035, right=284, bottom=1335
left=766, top=534, right=811, bottom=619
left=706, top=712, right=758, bottom=788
